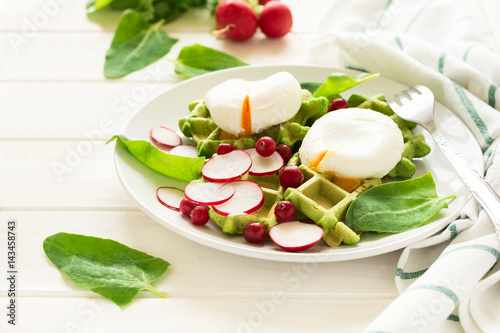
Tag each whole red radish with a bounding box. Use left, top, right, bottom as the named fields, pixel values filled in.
left=214, top=0, right=258, bottom=41
left=259, top=1, right=293, bottom=38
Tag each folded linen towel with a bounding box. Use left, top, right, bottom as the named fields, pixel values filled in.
left=309, top=1, right=500, bottom=332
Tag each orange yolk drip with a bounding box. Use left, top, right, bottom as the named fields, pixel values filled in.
left=241, top=95, right=252, bottom=136
left=309, top=151, right=327, bottom=172
left=333, top=177, right=362, bottom=193
left=308, top=151, right=361, bottom=193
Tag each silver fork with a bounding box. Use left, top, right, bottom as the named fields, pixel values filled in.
left=388, top=85, right=500, bottom=238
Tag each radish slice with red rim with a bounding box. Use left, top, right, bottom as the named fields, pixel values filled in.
left=245, top=148, right=284, bottom=176
left=184, top=181, right=235, bottom=205
left=169, top=145, right=198, bottom=158
left=212, top=180, right=264, bottom=216
left=202, top=150, right=252, bottom=183
left=150, top=126, right=182, bottom=147
left=156, top=187, right=185, bottom=212
left=269, top=221, right=324, bottom=252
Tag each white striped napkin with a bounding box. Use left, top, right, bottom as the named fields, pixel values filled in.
left=309, top=0, right=500, bottom=332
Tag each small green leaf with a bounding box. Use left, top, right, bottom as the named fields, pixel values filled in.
left=86, top=0, right=114, bottom=13
left=345, top=172, right=456, bottom=233
left=170, top=44, right=249, bottom=78
left=313, top=71, right=379, bottom=99
left=104, top=10, right=178, bottom=78
left=43, top=232, right=170, bottom=307
left=108, top=134, right=205, bottom=182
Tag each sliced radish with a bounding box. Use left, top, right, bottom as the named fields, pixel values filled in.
left=245, top=148, right=284, bottom=176
left=202, top=150, right=252, bottom=183
left=169, top=145, right=199, bottom=158
left=184, top=181, right=235, bottom=205
left=269, top=221, right=324, bottom=252
left=212, top=181, right=264, bottom=216
left=150, top=126, right=182, bottom=147
left=156, top=187, right=185, bottom=212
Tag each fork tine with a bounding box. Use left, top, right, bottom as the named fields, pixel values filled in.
left=411, top=85, right=433, bottom=97
left=395, top=93, right=411, bottom=104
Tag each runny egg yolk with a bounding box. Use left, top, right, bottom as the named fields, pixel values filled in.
left=309, top=150, right=362, bottom=193
left=241, top=95, right=252, bottom=136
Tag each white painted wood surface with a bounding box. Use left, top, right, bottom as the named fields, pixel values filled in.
left=1, top=0, right=499, bottom=332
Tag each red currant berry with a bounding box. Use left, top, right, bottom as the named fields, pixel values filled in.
left=243, top=222, right=267, bottom=243
left=279, top=165, right=304, bottom=190
left=328, top=98, right=349, bottom=112
left=275, top=144, right=292, bottom=164
left=274, top=200, right=296, bottom=222
left=216, top=143, right=236, bottom=155
left=180, top=198, right=199, bottom=217
left=190, top=206, right=210, bottom=226
left=255, top=136, right=276, bottom=157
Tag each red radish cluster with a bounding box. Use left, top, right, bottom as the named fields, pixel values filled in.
left=214, top=0, right=293, bottom=41
left=154, top=130, right=323, bottom=252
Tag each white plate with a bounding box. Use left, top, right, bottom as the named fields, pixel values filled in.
left=113, top=65, right=483, bottom=262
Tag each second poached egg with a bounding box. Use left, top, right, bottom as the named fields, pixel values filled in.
left=299, top=108, right=405, bottom=179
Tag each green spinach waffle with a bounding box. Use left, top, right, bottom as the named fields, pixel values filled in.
left=180, top=90, right=432, bottom=247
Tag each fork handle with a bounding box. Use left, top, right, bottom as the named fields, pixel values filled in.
left=431, top=128, right=500, bottom=236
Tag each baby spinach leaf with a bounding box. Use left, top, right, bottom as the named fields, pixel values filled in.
left=345, top=172, right=456, bottom=234
left=107, top=134, right=205, bottom=182
left=104, top=9, right=178, bottom=78
left=86, top=0, right=114, bottom=13
left=43, top=232, right=170, bottom=308
left=170, top=44, right=249, bottom=78
left=312, top=71, right=379, bottom=99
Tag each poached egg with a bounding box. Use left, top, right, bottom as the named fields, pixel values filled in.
left=299, top=108, right=404, bottom=180
left=204, top=72, right=302, bottom=136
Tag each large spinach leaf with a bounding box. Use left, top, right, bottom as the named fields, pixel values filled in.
left=43, top=232, right=170, bottom=307
left=104, top=9, right=178, bottom=78
left=345, top=172, right=455, bottom=233
left=107, top=134, right=205, bottom=182
left=170, top=44, right=249, bottom=78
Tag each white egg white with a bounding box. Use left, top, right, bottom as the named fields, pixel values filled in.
left=204, top=71, right=302, bottom=136
left=299, top=108, right=404, bottom=179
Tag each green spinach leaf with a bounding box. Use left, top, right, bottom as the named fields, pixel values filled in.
left=43, top=232, right=170, bottom=307
left=104, top=9, right=178, bottom=78
left=170, top=44, right=249, bottom=78
left=312, top=71, right=379, bottom=99
left=86, top=0, right=114, bottom=13
left=345, top=172, right=455, bottom=233
left=107, top=134, right=205, bottom=182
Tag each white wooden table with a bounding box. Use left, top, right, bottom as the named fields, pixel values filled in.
left=2, top=1, right=499, bottom=332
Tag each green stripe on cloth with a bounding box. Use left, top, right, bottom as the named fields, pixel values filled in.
left=449, top=223, right=458, bottom=239
left=404, top=0, right=436, bottom=33
left=395, top=35, right=403, bottom=50
left=488, top=83, right=497, bottom=108
left=395, top=267, right=428, bottom=280
left=376, top=0, right=394, bottom=28
left=447, top=314, right=460, bottom=322
left=438, top=53, right=446, bottom=74
left=442, top=244, right=500, bottom=260
left=345, top=66, right=368, bottom=73
left=451, top=80, right=494, bottom=145
left=462, top=44, right=476, bottom=62
left=410, top=285, right=460, bottom=306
